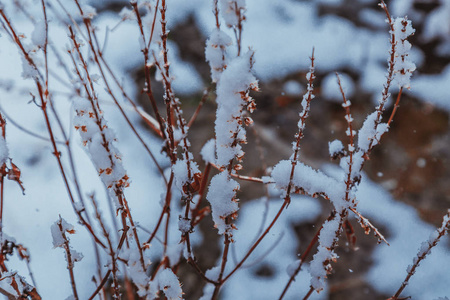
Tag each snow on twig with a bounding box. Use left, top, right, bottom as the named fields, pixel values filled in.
left=206, top=50, right=258, bottom=235
left=389, top=210, right=450, bottom=300
left=392, top=17, right=416, bottom=89
left=205, top=24, right=232, bottom=82
left=283, top=3, right=416, bottom=293
left=51, top=217, right=82, bottom=300
left=0, top=271, right=40, bottom=300
left=73, top=97, right=129, bottom=208
left=0, top=1, right=443, bottom=299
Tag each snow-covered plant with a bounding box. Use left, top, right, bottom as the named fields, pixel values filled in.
left=387, top=209, right=450, bottom=299
left=0, top=0, right=448, bottom=300
left=51, top=217, right=83, bottom=299
left=392, top=17, right=415, bottom=89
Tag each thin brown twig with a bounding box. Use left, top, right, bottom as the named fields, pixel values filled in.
left=57, top=217, right=79, bottom=300
left=210, top=163, right=264, bottom=183
left=38, top=3, right=105, bottom=279
left=389, top=210, right=450, bottom=300
left=187, top=258, right=219, bottom=285
left=0, top=114, right=6, bottom=240
left=219, top=50, right=316, bottom=293
left=88, top=229, right=129, bottom=300
left=387, top=88, right=403, bottom=126
left=187, top=87, right=211, bottom=128
left=279, top=225, right=322, bottom=299
left=212, top=230, right=231, bottom=299
left=348, top=207, right=389, bottom=245
left=69, top=0, right=168, bottom=186
left=0, top=7, right=107, bottom=250
left=69, top=11, right=148, bottom=273
left=303, top=287, right=314, bottom=300
left=222, top=200, right=289, bottom=283
left=146, top=172, right=174, bottom=245
left=238, top=231, right=284, bottom=269
left=90, top=195, right=118, bottom=299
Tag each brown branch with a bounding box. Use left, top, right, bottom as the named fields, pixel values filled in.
left=210, top=163, right=264, bottom=183
left=279, top=225, right=322, bottom=299
left=389, top=210, right=450, bottom=300
left=56, top=218, right=79, bottom=300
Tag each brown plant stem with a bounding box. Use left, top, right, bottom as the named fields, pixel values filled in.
left=0, top=114, right=6, bottom=239
left=279, top=225, right=322, bottom=299
left=57, top=219, right=79, bottom=300
left=0, top=8, right=107, bottom=250
left=88, top=229, right=129, bottom=300
left=389, top=210, right=450, bottom=300
left=146, top=172, right=174, bottom=245
left=222, top=200, right=289, bottom=283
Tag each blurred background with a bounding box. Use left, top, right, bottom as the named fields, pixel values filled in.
left=0, top=0, right=449, bottom=299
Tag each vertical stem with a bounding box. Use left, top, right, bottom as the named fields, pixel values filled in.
left=0, top=114, right=6, bottom=240
left=57, top=218, right=79, bottom=300
left=279, top=225, right=322, bottom=299
left=212, top=231, right=231, bottom=299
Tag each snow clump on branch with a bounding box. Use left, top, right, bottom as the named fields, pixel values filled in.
left=205, top=29, right=232, bottom=83
left=392, top=17, right=416, bottom=89
left=0, top=135, right=8, bottom=165
left=206, top=50, right=258, bottom=235
left=73, top=97, right=129, bottom=208
left=213, top=51, right=258, bottom=167
left=219, top=0, right=246, bottom=28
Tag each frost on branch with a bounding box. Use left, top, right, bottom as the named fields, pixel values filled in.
left=206, top=172, right=239, bottom=235
left=0, top=271, right=39, bottom=300
left=205, top=29, right=232, bottom=82
left=0, top=127, right=25, bottom=193
left=153, top=268, right=183, bottom=300
left=178, top=217, right=191, bottom=234
left=403, top=210, right=450, bottom=287
left=51, top=218, right=75, bottom=248
left=392, top=17, right=416, bottom=89
left=214, top=50, right=258, bottom=167
left=20, top=56, right=39, bottom=80
left=51, top=217, right=83, bottom=265
left=0, top=135, right=8, bottom=165
left=73, top=97, right=129, bottom=207
left=219, top=0, right=246, bottom=28
left=80, top=5, right=97, bottom=20
left=328, top=139, right=344, bottom=159
left=386, top=210, right=450, bottom=299
left=357, top=111, right=388, bottom=153
left=341, top=111, right=389, bottom=185
left=297, top=66, right=315, bottom=133
left=310, top=215, right=341, bottom=292
left=334, top=110, right=388, bottom=187
left=122, top=244, right=152, bottom=298
left=172, top=155, right=201, bottom=195
left=206, top=50, right=258, bottom=235
left=270, top=160, right=346, bottom=211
